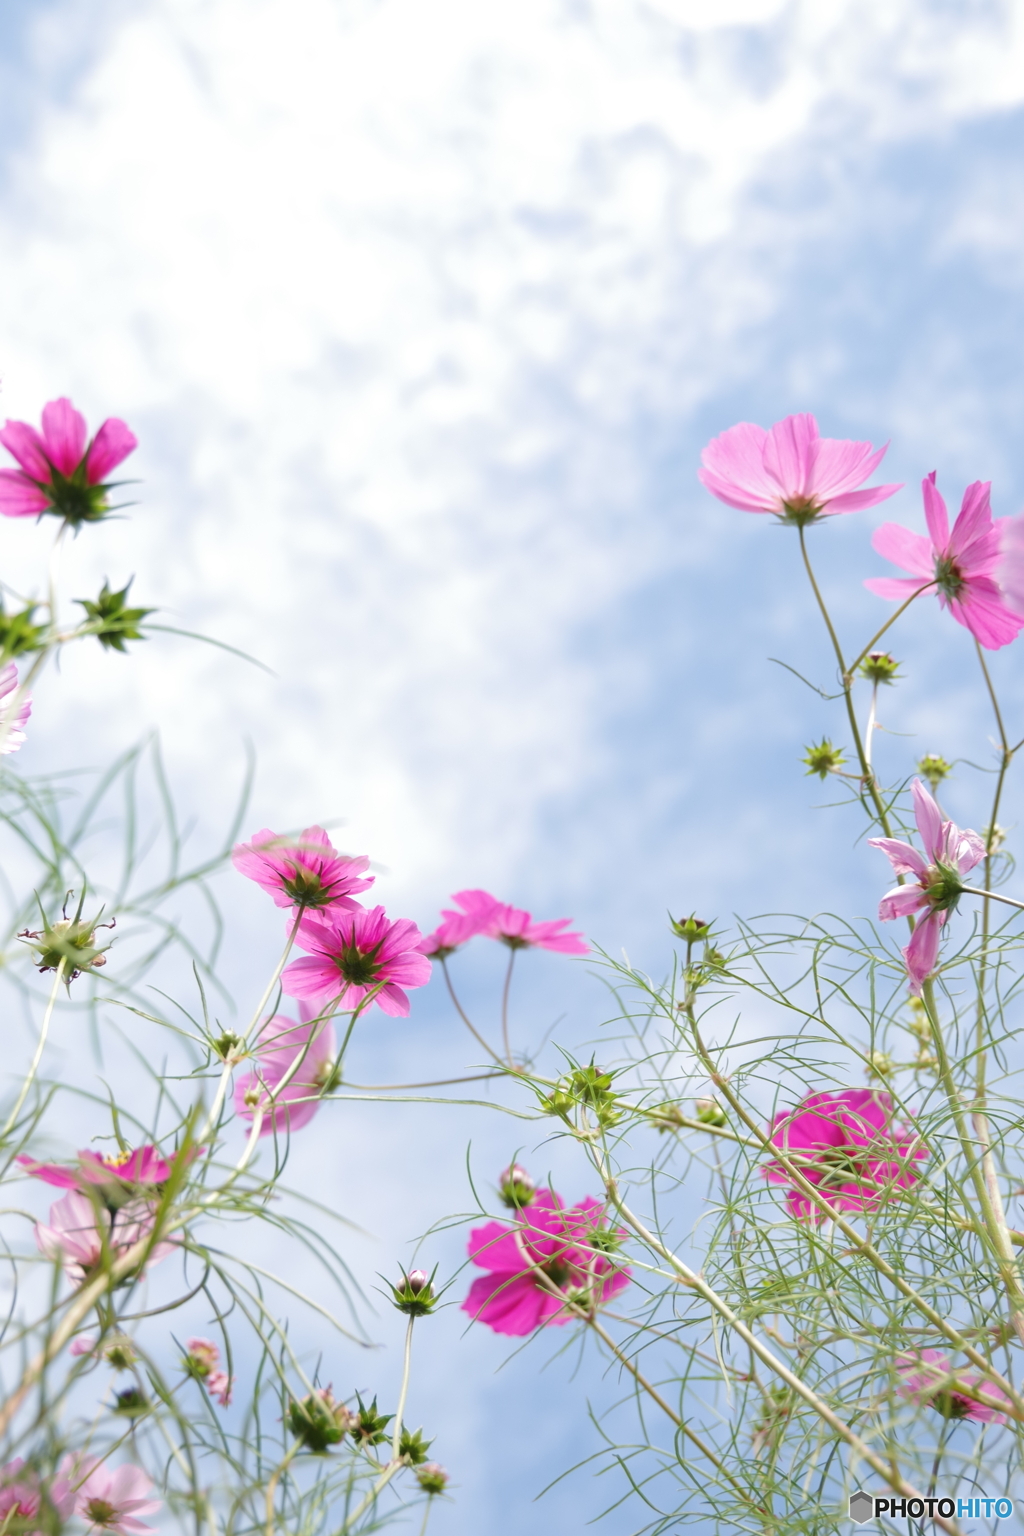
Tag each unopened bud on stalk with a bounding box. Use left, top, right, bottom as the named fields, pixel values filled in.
left=112, top=1388, right=148, bottom=1417
left=20, top=908, right=114, bottom=983
left=399, top=1427, right=433, bottom=1465
left=498, top=1164, right=536, bottom=1208
left=352, top=1396, right=392, bottom=1446
left=695, top=1096, right=727, bottom=1127
left=391, top=1268, right=437, bottom=1316
left=670, top=913, right=712, bottom=943
left=858, top=651, right=900, bottom=685
left=917, top=753, right=952, bottom=790
left=287, top=1388, right=357, bottom=1453
left=802, top=739, right=845, bottom=780
left=416, top=1463, right=449, bottom=1495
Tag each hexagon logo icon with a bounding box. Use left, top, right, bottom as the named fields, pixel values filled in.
left=849, top=1490, right=874, bottom=1524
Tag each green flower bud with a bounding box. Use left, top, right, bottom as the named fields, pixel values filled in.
left=112, top=1387, right=148, bottom=1417
left=391, top=1269, right=437, bottom=1317
left=287, top=1389, right=356, bottom=1453
left=802, top=739, right=845, bottom=780
left=498, top=1164, right=536, bottom=1209
left=352, top=1396, right=392, bottom=1447
left=858, top=651, right=900, bottom=684
left=75, top=579, right=154, bottom=653
left=20, top=907, right=114, bottom=983
left=865, top=1050, right=894, bottom=1079
left=917, top=754, right=952, bottom=790
left=669, top=913, right=712, bottom=943
left=416, top=1463, right=449, bottom=1496
left=695, top=1096, right=728, bottom=1127
left=399, top=1427, right=433, bottom=1465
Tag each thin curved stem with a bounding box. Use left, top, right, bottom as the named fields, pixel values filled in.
left=2, top=960, right=65, bottom=1140
left=847, top=582, right=936, bottom=677
left=961, top=886, right=1024, bottom=913
left=500, top=948, right=517, bottom=1067
left=440, top=959, right=504, bottom=1067
left=391, top=1315, right=415, bottom=1461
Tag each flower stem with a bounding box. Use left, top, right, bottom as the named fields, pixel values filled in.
left=391, top=1314, right=415, bottom=1461
left=846, top=582, right=935, bottom=678
left=500, top=948, right=517, bottom=1068
left=960, top=886, right=1024, bottom=912
left=440, top=958, right=505, bottom=1067
left=2, top=959, right=65, bottom=1140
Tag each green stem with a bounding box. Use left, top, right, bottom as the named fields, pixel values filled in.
left=2, top=960, right=65, bottom=1139
left=391, top=1315, right=415, bottom=1462
left=846, top=582, right=936, bottom=677
left=797, top=529, right=893, bottom=836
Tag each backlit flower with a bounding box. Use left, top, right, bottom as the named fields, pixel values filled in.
left=764, top=1088, right=927, bottom=1222
left=34, top=1190, right=173, bottom=1284
left=283, top=905, right=431, bottom=1016
left=234, top=1004, right=337, bottom=1135
left=462, top=1190, right=630, bottom=1336
left=0, top=663, right=30, bottom=753
left=0, top=398, right=137, bottom=523
left=868, top=778, right=985, bottom=993
left=866, top=473, right=1024, bottom=650
left=232, top=826, right=373, bottom=912
left=0, top=1458, right=75, bottom=1536
left=183, top=1338, right=232, bottom=1406
left=896, top=1349, right=1011, bottom=1423
left=699, top=413, right=899, bottom=524
left=425, top=889, right=588, bottom=956
left=70, top=1458, right=160, bottom=1535
left=18, top=1143, right=189, bottom=1200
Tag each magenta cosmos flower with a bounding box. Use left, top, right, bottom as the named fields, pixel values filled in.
left=868, top=778, right=985, bottom=994
left=0, top=664, right=31, bottom=754
left=69, top=1459, right=160, bottom=1536
left=283, top=905, right=431, bottom=1016
left=698, top=413, right=900, bottom=524
left=18, top=1142, right=192, bottom=1198
left=232, top=825, right=373, bottom=912
left=463, top=1189, right=630, bottom=1335
left=764, top=1089, right=927, bottom=1222
left=234, top=1003, right=337, bottom=1135
left=34, top=1190, right=174, bottom=1284
left=0, top=1458, right=75, bottom=1536
left=896, top=1350, right=1011, bottom=1423
left=420, top=888, right=588, bottom=957
left=0, top=398, right=137, bottom=524
left=866, top=473, right=1024, bottom=650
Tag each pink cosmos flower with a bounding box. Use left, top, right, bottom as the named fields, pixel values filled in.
left=232, top=826, right=373, bottom=912
left=283, top=905, right=431, bottom=1016
left=698, top=413, right=900, bottom=523
left=868, top=778, right=986, bottom=994
left=34, top=1190, right=173, bottom=1284
left=764, top=1089, right=927, bottom=1222
left=866, top=473, right=1024, bottom=650
left=422, top=889, right=588, bottom=956
left=70, top=1458, right=160, bottom=1535
left=18, top=1143, right=190, bottom=1195
left=234, top=1003, right=337, bottom=1135
left=462, top=1190, right=630, bottom=1336
left=0, top=663, right=31, bottom=754
left=206, top=1369, right=233, bottom=1407
left=896, top=1350, right=1011, bottom=1423
left=0, top=1458, right=75, bottom=1536
left=0, top=398, right=137, bottom=523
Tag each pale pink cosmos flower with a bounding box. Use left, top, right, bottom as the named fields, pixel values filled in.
left=18, top=1142, right=192, bottom=1196
left=462, top=1190, right=630, bottom=1336
left=896, top=1349, right=1011, bottom=1423
left=0, top=1457, right=75, bottom=1536
left=764, top=1089, right=927, bottom=1222
left=866, top=473, right=1024, bottom=650
left=868, top=778, right=986, bottom=994
left=698, top=413, right=900, bottom=523
left=34, top=1190, right=173, bottom=1284
left=70, top=1458, right=160, bottom=1535
left=234, top=1003, right=338, bottom=1135
left=232, top=826, right=373, bottom=913
left=0, top=663, right=31, bottom=754
left=206, top=1369, right=233, bottom=1407
left=0, top=398, right=137, bottom=523
left=283, top=905, right=431, bottom=1016
left=422, top=889, right=588, bottom=956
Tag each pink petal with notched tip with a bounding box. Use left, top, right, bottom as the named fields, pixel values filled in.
left=466, top=1220, right=529, bottom=1272
left=761, top=412, right=819, bottom=500
left=903, top=911, right=943, bottom=994
left=864, top=575, right=931, bottom=601
left=824, top=483, right=903, bottom=514
left=948, top=583, right=1024, bottom=649
left=462, top=1271, right=566, bottom=1334
left=39, top=399, right=87, bottom=475
left=911, top=779, right=945, bottom=863
left=808, top=434, right=889, bottom=500
left=85, top=418, right=138, bottom=483
left=878, top=883, right=929, bottom=922
left=870, top=522, right=935, bottom=577
left=0, top=421, right=51, bottom=478
left=698, top=422, right=778, bottom=512
left=866, top=835, right=929, bottom=880
left=947, top=480, right=993, bottom=561
left=922, top=471, right=949, bottom=551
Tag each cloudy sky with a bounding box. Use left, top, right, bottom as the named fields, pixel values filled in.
left=6, top=0, right=1024, bottom=1529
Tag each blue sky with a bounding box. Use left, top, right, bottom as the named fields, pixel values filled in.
left=5, top=1, right=1024, bottom=1530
